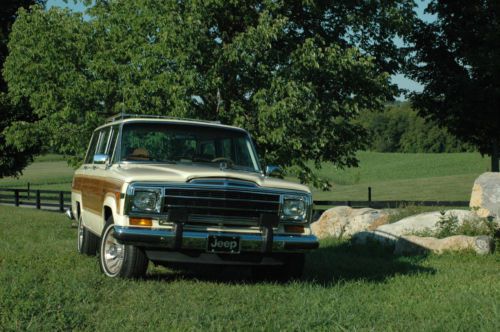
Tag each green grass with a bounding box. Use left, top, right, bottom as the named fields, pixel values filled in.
left=0, top=206, right=499, bottom=331
left=0, top=152, right=489, bottom=201
left=307, top=151, right=489, bottom=201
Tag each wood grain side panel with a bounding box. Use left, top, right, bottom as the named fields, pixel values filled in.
left=72, top=175, right=123, bottom=215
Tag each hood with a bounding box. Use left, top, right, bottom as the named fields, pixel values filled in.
left=111, top=163, right=310, bottom=193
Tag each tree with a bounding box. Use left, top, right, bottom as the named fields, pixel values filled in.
left=4, top=1, right=416, bottom=188
left=408, top=0, right=500, bottom=171
left=358, top=102, right=473, bottom=153
left=0, top=0, right=45, bottom=178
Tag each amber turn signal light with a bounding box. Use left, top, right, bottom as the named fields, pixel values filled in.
left=284, top=225, right=304, bottom=234
left=130, top=217, right=152, bottom=227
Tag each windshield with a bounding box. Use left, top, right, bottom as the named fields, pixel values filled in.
left=119, top=122, right=260, bottom=172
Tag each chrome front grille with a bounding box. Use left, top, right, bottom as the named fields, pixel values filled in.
left=163, top=188, right=281, bottom=225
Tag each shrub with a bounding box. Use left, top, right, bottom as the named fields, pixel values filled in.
left=435, top=212, right=499, bottom=239
left=435, top=211, right=460, bottom=238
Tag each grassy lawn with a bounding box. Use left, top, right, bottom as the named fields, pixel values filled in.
left=299, top=152, right=489, bottom=201
left=0, top=152, right=489, bottom=201
left=0, top=206, right=498, bottom=330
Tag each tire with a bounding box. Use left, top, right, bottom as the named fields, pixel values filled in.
left=252, top=254, right=305, bottom=282
left=77, top=214, right=99, bottom=256
left=99, top=218, right=148, bottom=278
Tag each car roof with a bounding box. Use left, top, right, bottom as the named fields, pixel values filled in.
left=94, top=118, right=247, bottom=133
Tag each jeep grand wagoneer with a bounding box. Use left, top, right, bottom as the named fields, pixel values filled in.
left=69, top=114, right=318, bottom=279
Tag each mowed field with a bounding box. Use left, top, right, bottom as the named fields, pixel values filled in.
left=0, top=152, right=490, bottom=201
left=308, top=152, right=489, bottom=201
left=0, top=206, right=498, bottom=330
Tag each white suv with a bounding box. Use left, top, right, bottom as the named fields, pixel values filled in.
left=69, top=115, right=318, bottom=279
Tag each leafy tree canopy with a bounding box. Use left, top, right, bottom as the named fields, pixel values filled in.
left=408, top=0, right=500, bottom=171
left=0, top=0, right=45, bottom=178
left=4, top=0, right=416, bottom=187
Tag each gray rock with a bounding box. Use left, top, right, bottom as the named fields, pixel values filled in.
left=394, top=235, right=495, bottom=256
left=352, top=232, right=495, bottom=256
left=474, top=235, right=496, bottom=255
left=311, top=206, right=389, bottom=239
left=376, top=209, right=478, bottom=236
left=351, top=230, right=398, bottom=246
left=470, top=172, right=500, bottom=218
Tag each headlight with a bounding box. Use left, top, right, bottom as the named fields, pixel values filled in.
left=132, top=189, right=161, bottom=213
left=281, top=195, right=309, bottom=222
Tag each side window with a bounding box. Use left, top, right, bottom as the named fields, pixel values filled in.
left=107, top=126, right=119, bottom=162
left=95, top=128, right=111, bottom=155
left=84, top=132, right=99, bottom=164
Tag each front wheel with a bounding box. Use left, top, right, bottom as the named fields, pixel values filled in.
left=99, top=219, right=148, bottom=278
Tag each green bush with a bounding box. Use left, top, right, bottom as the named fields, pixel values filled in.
left=435, top=212, right=499, bottom=239
left=435, top=211, right=460, bottom=238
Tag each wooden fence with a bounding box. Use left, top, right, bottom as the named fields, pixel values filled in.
left=0, top=188, right=71, bottom=212
left=0, top=187, right=469, bottom=214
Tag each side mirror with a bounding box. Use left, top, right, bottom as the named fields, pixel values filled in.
left=265, top=165, right=282, bottom=177
left=93, top=154, right=109, bottom=165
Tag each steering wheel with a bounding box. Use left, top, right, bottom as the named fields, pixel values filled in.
left=211, top=157, right=234, bottom=165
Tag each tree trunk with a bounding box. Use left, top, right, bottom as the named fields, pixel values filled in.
left=492, top=138, right=499, bottom=172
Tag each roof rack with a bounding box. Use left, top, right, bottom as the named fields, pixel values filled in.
left=106, top=113, right=221, bottom=124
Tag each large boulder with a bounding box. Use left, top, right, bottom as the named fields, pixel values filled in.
left=351, top=231, right=495, bottom=255
left=394, top=235, right=495, bottom=256
left=376, top=209, right=478, bottom=237
left=470, top=172, right=500, bottom=218
left=311, top=206, right=389, bottom=239
left=351, top=230, right=399, bottom=246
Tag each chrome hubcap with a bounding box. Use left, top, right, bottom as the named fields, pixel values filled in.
left=103, top=227, right=124, bottom=275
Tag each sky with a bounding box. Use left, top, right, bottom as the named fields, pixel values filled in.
left=46, top=0, right=432, bottom=97
left=46, top=0, right=86, bottom=11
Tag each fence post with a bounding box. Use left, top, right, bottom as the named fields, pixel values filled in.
left=14, top=189, right=19, bottom=207
left=368, top=187, right=372, bottom=207
left=27, top=182, right=30, bottom=199
left=59, top=192, right=64, bottom=212
left=36, top=190, right=41, bottom=209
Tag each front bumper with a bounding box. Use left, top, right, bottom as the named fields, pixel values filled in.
left=113, top=226, right=319, bottom=254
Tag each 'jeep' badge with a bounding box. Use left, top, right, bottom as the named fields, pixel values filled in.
left=207, top=235, right=240, bottom=254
